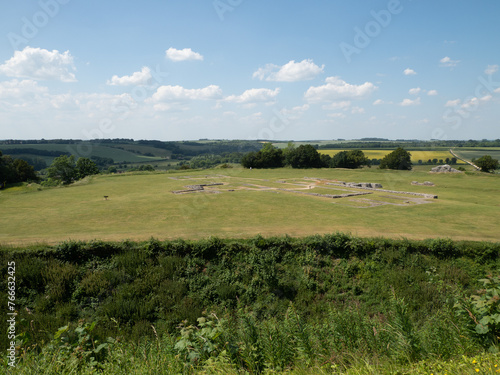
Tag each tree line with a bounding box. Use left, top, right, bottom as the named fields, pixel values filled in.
left=241, top=144, right=413, bottom=170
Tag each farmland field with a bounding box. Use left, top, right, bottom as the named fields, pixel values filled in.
left=319, top=149, right=466, bottom=163
left=1, top=166, right=499, bottom=244
left=452, top=147, right=500, bottom=163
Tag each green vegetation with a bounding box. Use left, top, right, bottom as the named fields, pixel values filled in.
left=379, top=148, right=413, bottom=170
left=0, top=151, right=38, bottom=186
left=1, top=235, right=499, bottom=373
left=330, top=150, right=371, bottom=169
left=46, top=155, right=100, bottom=185
left=475, top=155, right=500, bottom=173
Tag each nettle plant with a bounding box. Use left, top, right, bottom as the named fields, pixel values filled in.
left=457, top=275, right=500, bottom=347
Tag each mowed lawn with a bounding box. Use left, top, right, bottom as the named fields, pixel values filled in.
left=1, top=166, right=499, bottom=244
left=319, top=149, right=466, bottom=164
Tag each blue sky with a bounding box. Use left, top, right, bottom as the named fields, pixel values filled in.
left=1, top=0, right=499, bottom=141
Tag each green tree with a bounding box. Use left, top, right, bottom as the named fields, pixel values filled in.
left=47, top=155, right=77, bottom=184
left=0, top=151, right=38, bottom=184
left=75, top=157, right=100, bottom=179
left=13, top=159, right=38, bottom=182
left=331, top=150, right=371, bottom=169
left=285, top=144, right=322, bottom=168
left=379, top=148, right=412, bottom=170
left=241, top=144, right=284, bottom=168
left=475, top=155, right=499, bottom=173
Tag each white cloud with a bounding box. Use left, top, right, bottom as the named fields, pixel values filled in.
left=409, top=87, right=421, bottom=95
left=440, top=56, right=460, bottom=68
left=351, top=106, right=365, bottom=114
left=305, top=76, right=377, bottom=102
left=485, top=65, right=499, bottom=75
left=0, top=79, right=48, bottom=99
left=279, top=104, right=310, bottom=120
left=0, top=46, right=76, bottom=82
left=372, top=99, right=384, bottom=105
left=480, top=94, right=492, bottom=102
left=445, top=99, right=461, bottom=107
left=224, top=88, right=280, bottom=103
left=461, top=97, right=479, bottom=110
left=322, top=101, right=351, bottom=110
left=151, top=84, right=222, bottom=102
left=327, top=113, right=346, bottom=119
left=400, top=97, right=421, bottom=106
left=495, top=88, right=500, bottom=94
left=253, top=59, right=324, bottom=82
left=165, top=48, right=203, bottom=62
left=427, top=90, right=438, bottom=96
left=403, top=68, right=417, bottom=76
left=107, top=67, right=152, bottom=86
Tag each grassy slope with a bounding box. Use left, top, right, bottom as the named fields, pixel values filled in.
left=0, top=143, right=164, bottom=163
left=1, top=165, right=499, bottom=244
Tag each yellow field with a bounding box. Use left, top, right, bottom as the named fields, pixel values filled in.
left=319, top=149, right=465, bottom=164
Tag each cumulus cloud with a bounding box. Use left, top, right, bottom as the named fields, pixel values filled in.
left=0, top=46, right=76, bottom=82
left=400, top=97, right=421, bottom=106
left=322, top=101, right=351, bottom=110
left=372, top=99, right=384, bottom=105
left=403, top=68, right=417, bottom=76
left=445, top=99, right=461, bottom=107
left=165, top=48, right=203, bottom=62
left=304, top=76, right=377, bottom=102
left=0, top=79, right=48, bottom=99
left=107, top=67, right=152, bottom=86
left=224, top=88, right=280, bottom=103
left=409, top=87, right=421, bottom=95
left=253, top=59, right=324, bottom=82
left=440, top=56, right=460, bottom=68
left=485, top=65, right=499, bottom=75
left=427, top=90, right=438, bottom=96
left=151, top=84, right=222, bottom=102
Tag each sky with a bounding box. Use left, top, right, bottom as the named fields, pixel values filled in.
left=0, top=0, right=500, bottom=142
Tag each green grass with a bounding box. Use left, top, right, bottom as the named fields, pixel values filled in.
left=453, top=147, right=500, bottom=163
left=1, top=166, right=499, bottom=244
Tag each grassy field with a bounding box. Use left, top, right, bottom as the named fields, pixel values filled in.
left=453, top=147, right=500, bottom=162
left=0, top=142, right=164, bottom=164
left=1, top=165, right=499, bottom=244
left=319, top=149, right=466, bottom=164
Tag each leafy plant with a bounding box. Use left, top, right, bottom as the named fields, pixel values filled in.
left=456, top=274, right=500, bottom=349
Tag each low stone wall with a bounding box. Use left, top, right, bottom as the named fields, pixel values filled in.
left=326, top=183, right=437, bottom=199
left=277, top=189, right=372, bottom=199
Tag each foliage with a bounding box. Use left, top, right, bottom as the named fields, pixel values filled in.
left=47, top=155, right=99, bottom=184
left=241, top=143, right=284, bottom=168
left=47, top=154, right=78, bottom=184
left=76, top=157, right=100, bottom=179
left=379, top=147, right=413, bottom=170
left=331, top=150, right=371, bottom=169
left=285, top=144, right=322, bottom=168
left=475, top=155, right=500, bottom=172
left=456, top=274, right=500, bottom=349
left=0, top=150, right=38, bottom=185
left=1, top=235, right=500, bottom=372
